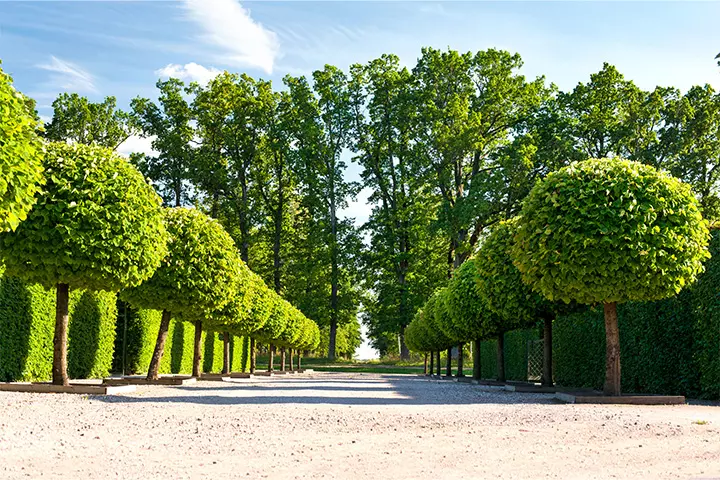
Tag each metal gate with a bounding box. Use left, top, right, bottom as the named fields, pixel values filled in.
left=527, top=339, right=543, bottom=381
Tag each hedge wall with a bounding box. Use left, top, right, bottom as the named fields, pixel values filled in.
left=112, top=304, right=250, bottom=375
left=552, top=231, right=720, bottom=399
left=478, top=329, right=539, bottom=381
left=0, top=275, right=117, bottom=381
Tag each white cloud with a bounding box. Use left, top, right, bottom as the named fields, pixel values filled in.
left=182, top=0, right=280, bottom=74
left=117, top=135, right=157, bottom=158
left=155, top=63, right=222, bottom=85
left=37, top=56, right=96, bottom=93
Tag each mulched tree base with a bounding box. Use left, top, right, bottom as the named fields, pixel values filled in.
left=103, top=376, right=196, bottom=386
left=251, top=372, right=274, bottom=377
left=228, top=373, right=252, bottom=379
left=555, top=391, right=685, bottom=405
left=504, top=384, right=558, bottom=393
left=198, top=374, right=231, bottom=381
left=0, top=382, right=136, bottom=395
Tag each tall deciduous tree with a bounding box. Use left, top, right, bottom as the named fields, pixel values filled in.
left=44, top=93, right=136, bottom=150
left=287, top=67, right=362, bottom=360
left=131, top=79, right=196, bottom=207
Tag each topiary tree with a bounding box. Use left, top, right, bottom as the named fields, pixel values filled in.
left=513, top=158, right=710, bottom=395
left=0, top=65, right=44, bottom=233
left=476, top=218, right=559, bottom=386
left=0, top=142, right=167, bottom=385
left=444, top=258, right=491, bottom=380
left=121, top=207, right=241, bottom=380
left=251, top=291, right=288, bottom=372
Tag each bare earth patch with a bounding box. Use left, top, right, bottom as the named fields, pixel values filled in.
left=1, top=372, right=718, bottom=479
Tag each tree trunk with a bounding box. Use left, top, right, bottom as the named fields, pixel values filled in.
left=496, top=333, right=506, bottom=383
left=472, top=338, right=481, bottom=380
left=147, top=310, right=171, bottom=381
left=436, top=351, right=441, bottom=376
left=289, top=349, right=294, bottom=371
left=192, top=320, right=203, bottom=378
left=423, top=353, right=428, bottom=375
left=603, top=302, right=621, bottom=396
left=222, top=331, right=231, bottom=374
left=328, top=319, right=338, bottom=361
left=250, top=337, right=256, bottom=374
left=53, top=283, right=70, bottom=386
left=268, top=344, right=274, bottom=372
left=445, top=347, right=452, bottom=376
left=280, top=347, right=286, bottom=371
left=542, top=317, right=554, bottom=387
left=298, top=351, right=302, bottom=371
left=429, top=351, right=434, bottom=376
left=399, top=333, right=410, bottom=360
left=457, top=343, right=464, bottom=377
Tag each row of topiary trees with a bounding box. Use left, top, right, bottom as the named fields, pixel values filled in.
left=406, top=158, right=711, bottom=396
left=0, top=67, right=319, bottom=386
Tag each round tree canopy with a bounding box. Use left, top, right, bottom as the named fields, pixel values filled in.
left=0, top=142, right=167, bottom=291
left=476, top=218, right=551, bottom=327
left=513, top=158, right=711, bottom=305
left=208, top=269, right=272, bottom=335
left=121, top=207, right=240, bottom=316
left=0, top=66, right=44, bottom=233
left=445, top=257, right=489, bottom=342
left=252, top=291, right=288, bottom=343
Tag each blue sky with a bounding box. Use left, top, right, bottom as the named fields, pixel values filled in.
left=2, top=0, right=719, bottom=358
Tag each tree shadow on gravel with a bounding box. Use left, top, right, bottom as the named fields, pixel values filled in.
left=97, top=375, right=558, bottom=406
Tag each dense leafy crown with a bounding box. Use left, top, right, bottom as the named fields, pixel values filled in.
left=444, top=257, right=489, bottom=341
left=121, top=207, right=239, bottom=315
left=0, top=142, right=167, bottom=290
left=0, top=66, right=44, bottom=232
left=208, top=270, right=272, bottom=335
left=476, top=218, right=550, bottom=325
left=513, top=158, right=711, bottom=305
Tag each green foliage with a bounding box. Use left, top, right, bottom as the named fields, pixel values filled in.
left=0, top=142, right=167, bottom=291
left=121, top=207, right=239, bottom=316
left=113, top=305, right=251, bottom=375
left=44, top=93, right=135, bottom=150
left=513, top=158, right=711, bottom=305
left=0, top=65, right=44, bottom=232
left=67, top=289, right=117, bottom=379
left=477, top=219, right=549, bottom=325
left=444, top=258, right=489, bottom=341
left=477, top=330, right=539, bottom=381
left=0, top=275, right=117, bottom=381
left=318, top=318, right=362, bottom=358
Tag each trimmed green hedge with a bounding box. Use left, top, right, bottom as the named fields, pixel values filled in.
left=112, top=304, right=250, bottom=375
left=478, top=329, right=539, bottom=381
left=0, top=276, right=117, bottom=381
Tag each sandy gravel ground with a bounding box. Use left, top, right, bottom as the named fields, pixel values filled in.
left=1, top=372, right=719, bottom=479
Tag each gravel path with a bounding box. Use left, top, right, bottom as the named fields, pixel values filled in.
left=1, top=372, right=718, bottom=479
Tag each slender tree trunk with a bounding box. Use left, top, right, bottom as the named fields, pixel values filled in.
left=147, top=310, right=171, bottom=381
left=239, top=170, right=250, bottom=265
left=192, top=320, right=203, bottom=378
left=53, top=283, right=70, bottom=386
left=603, top=302, right=621, bottom=396
left=223, top=331, right=231, bottom=374
left=423, top=353, right=428, bottom=375
left=328, top=320, right=338, bottom=361
left=457, top=343, right=464, bottom=377
left=298, top=351, right=302, bottom=371
left=542, top=317, right=554, bottom=387
left=473, top=338, right=481, bottom=380
left=497, top=333, right=506, bottom=382
left=399, top=333, right=410, bottom=360
left=268, top=344, right=274, bottom=372
left=436, top=351, right=441, bottom=376
left=280, top=347, right=286, bottom=371
left=289, top=349, right=294, bottom=371
left=250, top=337, right=256, bottom=374
left=445, top=347, right=452, bottom=376
left=429, top=351, right=434, bottom=376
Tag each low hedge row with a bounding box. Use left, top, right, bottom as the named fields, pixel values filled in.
left=0, top=275, right=117, bottom=381
left=112, top=304, right=250, bottom=375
